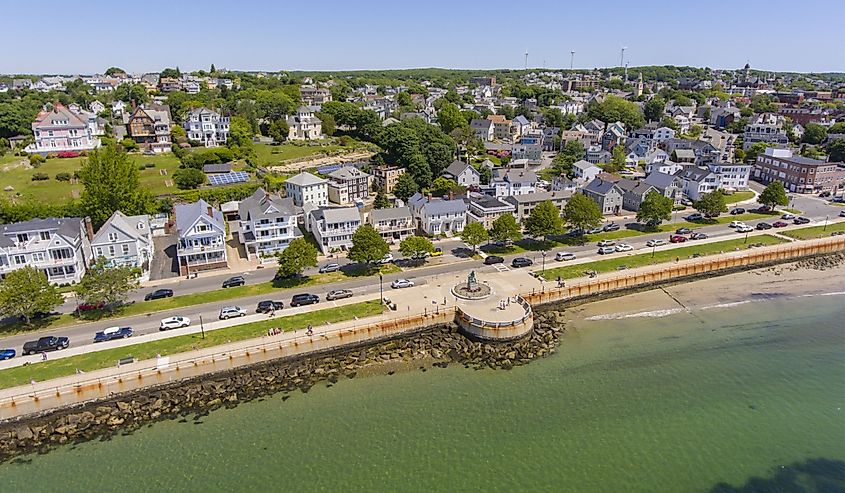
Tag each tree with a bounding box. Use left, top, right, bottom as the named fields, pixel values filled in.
left=78, top=145, right=153, bottom=227
left=744, top=141, right=771, bottom=164
left=643, top=97, right=665, bottom=122
left=693, top=190, right=728, bottom=218
left=562, top=193, right=602, bottom=235
left=758, top=181, right=789, bottom=208
left=828, top=122, right=845, bottom=135
left=586, top=95, right=645, bottom=129
left=228, top=116, right=254, bottom=148
left=489, top=213, right=522, bottom=244
left=636, top=191, right=673, bottom=228
left=437, top=102, right=466, bottom=135
left=827, top=139, right=845, bottom=162
left=104, top=67, right=126, bottom=76
left=275, top=238, right=318, bottom=278
left=479, top=165, right=492, bottom=185
left=268, top=119, right=289, bottom=143
left=430, top=176, right=462, bottom=197
left=348, top=224, right=389, bottom=264
left=606, top=145, right=626, bottom=172
left=0, top=267, right=63, bottom=325
left=74, top=258, right=139, bottom=312
left=460, top=221, right=489, bottom=252
left=527, top=200, right=566, bottom=241
left=553, top=140, right=585, bottom=176
left=173, top=167, right=206, bottom=189
left=393, top=172, right=419, bottom=202
left=374, top=190, right=390, bottom=209
left=399, top=236, right=434, bottom=259
left=802, top=123, right=828, bottom=145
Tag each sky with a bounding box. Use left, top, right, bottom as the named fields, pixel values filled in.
left=2, top=0, right=844, bottom=75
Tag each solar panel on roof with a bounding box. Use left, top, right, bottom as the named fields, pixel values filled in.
left=207, top=171, right=249, bottom=186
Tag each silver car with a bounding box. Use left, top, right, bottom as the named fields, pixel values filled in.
left=219, top=306, right=247, bottom=320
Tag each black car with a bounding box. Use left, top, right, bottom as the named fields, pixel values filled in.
left=144, top=288, right=173, bottom=301
left=484, top=255, right=504, bottom=265
left=222, top=276, right=246, bottom=288
left=675, top=227, right=692, bottom=235
left=256, top=300, right=284, bottom=313
left=94, top=327, right=133, bottom=343
left=730, top=207, right=746, bottom=215
left=22, top=336, right=69, bottom=355
left=793, top=216, right=811, bottom=225
left=511, top=257, right=533, bottom=268
left=290, top=294, right=319, bottom=307
left=756, top=222, right=773, bottom=230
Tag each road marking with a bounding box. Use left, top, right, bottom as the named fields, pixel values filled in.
left=493, top=264, right=510, bottom=272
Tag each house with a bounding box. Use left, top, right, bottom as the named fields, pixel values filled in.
left=700, top=128, right=737, bottom=162
left=752, top=147, right=845, bottom=193
left=512, top=115, right=531, bottom=138
left=487, top=114, right=517, bottom=142
left=184, top=108, right=229, bottom=147
left=158, top=78, right=182, bottom=92
left=126, top=105, right=172, bottom=153
left=511, top=140, right=542, bottom=164
left=708, top=162, right=751, bottom=191
left=89, top=100, right=105, bottom=114
left=299, top=85, right=333, bottom=106
left=616, top=179, right=658, bottom=212
left=601, top=121, right=626, bottom=150
left=111, top=100, right=126, bottom=116
left=653, top=126, right=676, bottom=143
left=552, top=174, right=577, bottom=192
left=465, top=194, right=515, bottom=229
left=672, top=148, right=696, bottom=164
left=442, top=161, right=480, bottom=187
left=327, top=167, right=370, bottom=204
left=174, top=200, right=227, bottom=275
left=674, top=167, right=720, bottom=201
left=90, top=211, right=153, bottom=278
left=489, top=169, right=538, bottom=197
left=644, top=171, right=684, bottom=203
left=368, top=207, right=414, bottom=244
left=308, top=207, right=362, bottom=254
left=664, top=138, right=720, bottom=166
left=645, top=160, right=683, bottom=176
left=470, top=118, right=494, bottom=141
left=237, top=188, right=302, bottom=260
left=0, top=217, right=91, bottom=285
left=743, top=123, right=789, bottom=150
left=285, top=172, right=328, bottom=207
left=287, top=107, right=322, bottom=140
left=582, top=178, right=624, bottom=215
left=183, top=81, right=201, bottom=94
left=586, top=146, right=612, bottom=164
left=371, top=165, right=405, bottom=194
left=504, top=191, right=571, bottom=222
left=407, top=193, right=467, bottom=236
left=542, top=127, right=560, bottom=151
left=25, top=103, right=100, bottom=154
left=571, top=160, right=602, bottom=183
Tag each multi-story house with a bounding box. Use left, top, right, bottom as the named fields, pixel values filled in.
left=644, top=171, right=684, bottom=203
left=299, top=85, right=333, bottom=105
left=674, top=167, right=720, bottom=201
left=368, top=207, right=414, bottom=244
left=441, top=160, right=481, bottom=187
left=287, top=106, right=322, bottom=140
left=408, top=193, right=467, bottom=236
left=470, top=118, right=494, bottom=142
left=0, top=217, right=91, bottom=284
left=308, top=207, right=362, bottom=254
left=752, top=148, right=845, bottom=193
left=327, top=167, right=370, bottom=203
left=572, top=160, right=602, bottom=184
left=90, top=211, right=153, bottom=278
left=582, top=178, right=624, bottom=215
left=487, top=114, right=517, bottom=142
left=174, top=200, right=227, bottom=275
left=25, top=104, right=100, bottom=154
left=158, top=77, right=182, bottom=92
left=708, top=162, right=751, bottom=191
left=237, top=188, right=302, bottom=260
left=126, top=105, right=172, bottom=153
left=601, top=121, right=626, bottom=151
left=489, top=169, right=539, bottom=198
left=371, top=165, right=405, bottom=194
left=504, top=191, right=570, bottom=223
left=285, top=172, right=328, bottom=207
left=616, top=179, right=659, bottom=212
left=465, top=194, right=515, bottom=229
left=743, top=123, right=789, bottom=150
left=184, top=108, right=230, bottom=147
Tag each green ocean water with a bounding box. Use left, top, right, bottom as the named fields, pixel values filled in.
left=1, top=294, right=844, bottom=492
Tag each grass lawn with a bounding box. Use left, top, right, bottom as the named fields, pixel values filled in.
left=724, top=191, right=756, bottom=204
left=542, top=235, right=787, bottom=280
left=780, top=221, right=845, bottom=240
left=0, top=300, right=384, bottom=390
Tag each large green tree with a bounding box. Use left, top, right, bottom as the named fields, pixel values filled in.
left=0, top=267, right=63, bottom=325
left=552, top=140, right=585, bottom=177
left=693, top=190, right=728, bottom=218
left=587, top=95, right=645, bottom=129
left=758, top=181, right=789, bottom=208
left=399, top=235, right=434, bottom=259
left=393, top=172, right=419, bottom=202
left=437, top=102, right=466, bottom=135
left=643, top=97, right=665, bottom=122
left=636, top=191, right=673, bottom=228
left=173, top=167, right=206, bottom=189
left=373, top=190, right=390, bottom=209
left=460, top=221, right=489, bottom=252
left=74, top=257, right=140, bottom=312
left=827, top=139, right=845, bottom=162
left=276, top=238, right=318, bottom=278
left=78, top=145, right=153, bottom=227
left=489, top=213, right=522, bottom=243
left=348, top=224, right=390, bottom=264
left=802, top=123, right=828, bottom=145
left=526, top=200, right=565, bottom=241
left=563, top=193, right=602, bottom=235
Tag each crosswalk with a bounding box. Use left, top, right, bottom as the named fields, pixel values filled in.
left=492, top=263, right=510, bottom=273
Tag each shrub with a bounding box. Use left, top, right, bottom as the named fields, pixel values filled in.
left=32, top=172, right=49, bottom=181
left=55, top=172, right=72, bottom=181
left=145, top=162, right=155, bottom=168
left=28, top=154, right=45, bottom=166
left=173, top=167, right=206, bottom=189
left=121, top=138, right=139, bottom=151
left=46, top=153, right=57, bottom=159
left=56, top=151, right=80, bottom=158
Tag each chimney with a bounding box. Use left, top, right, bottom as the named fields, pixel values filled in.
left=207, top=206, right=213, bottom=217
left=427, top=193, right=432, bottom=202
left=83, top=217, right=94, bottom=241
left=130, top=99, right=136, bottom=110
left=448, top=190, right=454, bottom=201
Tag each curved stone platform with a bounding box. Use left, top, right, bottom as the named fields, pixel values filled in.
left=454, top=295, right=534, bottom=341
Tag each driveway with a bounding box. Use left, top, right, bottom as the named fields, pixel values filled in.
left=150, top=235, right=179, bottom=280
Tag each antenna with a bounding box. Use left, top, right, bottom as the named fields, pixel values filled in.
left=570, top=50, right=575, bottom=70
left=620, top=46, right=627, bottom=68
left=524, top=50, right=528, bottom=70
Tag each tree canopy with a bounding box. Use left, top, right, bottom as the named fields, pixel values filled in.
left=489, top=213, right=522, bottom=243
left=758, top=181, right=789, bottom=208
left=693, top=190, right=728, bottom=218
left=636, top=191, right=673, bottom=227
left=348, top=224, right=390, bottom=263
left=563, top=193, right=602, bottom=234
left=399, top=235, right=434, bottom=259
left=460, top=222, right=489, bottom=252
left=587, top=95, right=645, bottom=130
left=802, top=123, right=828, bottom=145
left=78, top=145, right=153, bottom=227
left=393, top=172, right=419, bottom=202
left=75, top=257, right=140, bottom=312
left=526, top=200, right=565, bottom=241
left=276, top=238, right=318, bottom=278
left=0, top=267, right=63, bottom=325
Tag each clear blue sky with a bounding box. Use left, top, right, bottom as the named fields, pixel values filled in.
left=3, top=0, right=843, bottom=74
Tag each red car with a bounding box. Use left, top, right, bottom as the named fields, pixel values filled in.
left=772, top=221, right=788, bottom=228
left=76, top=301, right=105, bottom=312
left=669, top=234, right=688, bottom=243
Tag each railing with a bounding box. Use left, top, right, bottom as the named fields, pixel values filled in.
left=455, top=295, right=532, bottom=330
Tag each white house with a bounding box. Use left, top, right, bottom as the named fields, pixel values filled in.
left=708, top=163, right=751, bottom=191
left=441, top=160, right=480, bottom=187
left=653, top=126, right=676, bottom=143
left=571, top=160, right=602, bottom=183
left=645, top=160, right=683, bottom=175
left=90, top=211, right=153, bottom=279
left=489, top=169, right=539, bottom=197
left=368, top=207, right=415, bottom=244
left=0, top=217, right=91, bottom=285
left=308, top=207, right=362, bottom=254
left=674, top=167, right=720, bottom=201
left=184, top=107, right=230, bottom=147
left=237, top=188, right=302, bottom=260
left=408, top=193, right=467, bottom=236
left=174, top=200, right=227, bottom=275
left=285, top=172, right=328, bottom=207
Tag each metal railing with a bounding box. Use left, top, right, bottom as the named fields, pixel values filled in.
left=455, top=295, right=532, bottom=330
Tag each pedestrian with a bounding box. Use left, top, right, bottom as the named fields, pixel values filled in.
left=41, top=352, right=47, bottom=361
left=267, top=328, right=273, bottom=336
left=443, top=296, right=447, bottom=305
left=306, top=325, right=313, bottom=336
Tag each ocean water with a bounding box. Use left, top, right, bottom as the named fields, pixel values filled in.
left=1, top=295, right=843, bottom=492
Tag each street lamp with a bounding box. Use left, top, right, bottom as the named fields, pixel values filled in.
left=744, top=229, right=749, bottom=244
left=541, top=251, right=547, bottom=276
left=199, top=314, right=205, bottom=339
left=379, top=273, right=384, bottom=305
left=651, top=243, right=656, bottom=258
left=824, top=216, right=829, bottom=231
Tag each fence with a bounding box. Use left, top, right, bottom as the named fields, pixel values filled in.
left=455, top=295, right=534, bottom=341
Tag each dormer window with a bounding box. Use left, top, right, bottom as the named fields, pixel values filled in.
left=108, top=232, right=118, bottom=242
left=137, top=222, right=145, bottom=230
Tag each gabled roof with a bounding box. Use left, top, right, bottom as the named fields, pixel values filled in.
left=443, top=160, right=476, bottom=178
left=175, top=199, right=224, bottom=235
left=644, top=171, right=681, bottom=190
left=286, top=172, right=327, bottom=187
left=495, top=169, right=538, bottom=184
left=504, top=190, right=572, bottom=204
left=92, top=211, right=150, bottom=246
left=583, top=178, right=623, bottom=196
left=328, top=167, right=369, bottom=181
left=513, top=115, right=530, bottom=126
left=32, top=104, right=87, bottom=129
left=0, top=217, right=84, bottom=248
left=422, top=198, right=467, bottom=216
left=310, top=206, right=361, bottom=224
left=572, top=160, right=599, bottom=172
left=238, top=188, right=301, bottom=221
left=369, top=207, right=412, bottom=222
left=674, top=167, right=716, bottom=182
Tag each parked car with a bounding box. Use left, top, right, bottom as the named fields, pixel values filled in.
left=431, top=247, right=443, bottom=257
left=819, top=191, right=831, bottom=198
left=391, top=279, right=415, bottom=289
left=319, top=263, right=341, bottom=273
left=597, top=239, right=616, bottom=247
left=730, top=207, right=746, bottom=215
left=684, top=213, right=703, bottom=221
left=76, top=301, right=105, bottom=312
left=222, top=276, right=246, bottom=288
left=729, top=221, right=746, bottom=228
left=145, top=289, right=174, bottom=301
left=840, top=210, right=845, bottom=217
left=159, top=316, right=190, bottom=331
left=0, top=349, right=16, bottom=360
left=290, top=294, right=320, bottom=307
left=555, top=252, right=576, bottom=261
left=754, top=205, right=773, bottom=213
left=603, top=223, right=620, bottom=232
left=219, top=306, right=247, bottom=320
left=832, top=196, right=845, bottom=203
left=669, top=235, right=687, bottom=243
left=377, top=254, right=394, bottom=265
left=615, top=243, right=633, bottom=252
left=93, top=326, right=133, bottom=343
left=736, top=225, right=754, bottom=233
left=597, top=246, right=616, bottom=255
left=793, top=216, right=811, bottom=225
left=646, top=239, right=667, bottom=247
left=256, top=300, right=284, bottom=313
left=756, top=222, right=773, bottom=230
left=781, top=213, right=796, bottom=220
left=675, top=227, right=692, bottom=235
left=690, top=232, right=708, bottom=240
left=484, top=255, right=504, bottom=265
left=772, top=221, right=788, bottom=228
left=586, top=227, right=603, bottom=235
left=511, top=257, right=533, bottom=268
left=326, top=289, right=353, bottom=301
left=681, top=198, right=694, bottom=206
left=22, top=336, right=69, bottom=355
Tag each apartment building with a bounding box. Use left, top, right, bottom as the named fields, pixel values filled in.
left=327, top=167, right=370, bottom=203
left=408, top=193, right=467, bottom=236
left=368, top=207, right=414, bottom=244
left=0, top=217, right=91, bottom=284
left=25, top=103, right=100, bottom=154
left=308, top=207, right=362, bottom=254
left=370, top=165, right=405, bottom=194
left=752, top=148, right=845, bottom=193
left=237, top=188, right=302, bottom=260
left=504, top=191, right=570, bottom=222
left=285, top=172, right=328, bottom=207
left=174, top=200, right=227, bottom=275
left=287, top=106, right=322, bottom=140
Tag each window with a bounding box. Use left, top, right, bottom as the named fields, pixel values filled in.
left=32, top=252, right=44, bottom=262
left=122, top=244, right=130, bottom=255
left=40, top=231, right=51, bottom=241
left=108, top=246, right=115, bottom=256
left=13, top=255, right=26, bottom=265
left=96, top=247, right=103, bottom=256
left=16, top=233, right=28, bottom=243
left=196, top=224, right=208, bottom=232
left=108, top=232, right=118, bottom=242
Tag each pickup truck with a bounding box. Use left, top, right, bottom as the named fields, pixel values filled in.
left=22, top=336, right=69, bottom=355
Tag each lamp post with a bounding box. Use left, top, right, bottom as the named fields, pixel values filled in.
left=652, top=243, right=656, bottom=258
left=379, top=274, right=384, bottom=305
left=541, top=251, right=547, bottom=276
left=199, top=314, right=205, bottom=339
left=744, top=229, right=749, bottom=244
left=824, top=215, right=829, bottom=231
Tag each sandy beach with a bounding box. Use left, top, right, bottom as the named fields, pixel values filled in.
left=565, top=257, right=845, bottom=328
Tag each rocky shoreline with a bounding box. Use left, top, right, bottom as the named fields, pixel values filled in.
left=0, top=310, right=565, bottom=463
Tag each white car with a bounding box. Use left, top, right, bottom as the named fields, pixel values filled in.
left=391, top=279, right=414, bottom=289
left=646, top=239, right=667, bottom=247
left=839, top=210, right=845, bottom=218
left=597, top=239, right=616, bottom=247
left=729, top=221, right=746, bottom=228
left=736, top=225, right=754, bottom=233
left=555, top=252, right=576, bottom=261
left=160, top=316, right=190, bottom=331
left=615, top=243, right=634, bottom=252
left=219, top=306, right=247, bottom=320
left=781, top=213, right=796, bottom=220
left=377, top=253, right=394, bottom=264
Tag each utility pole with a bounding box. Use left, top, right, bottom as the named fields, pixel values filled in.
left=620, top=46, right=627, bottom=68
left=570, top=50, right=575, bottom=70
left=524, top=50, right=528, bottom=70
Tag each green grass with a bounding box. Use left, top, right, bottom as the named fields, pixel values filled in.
left=782, top=207, right=802, bottom=215
left=542, top=235, right=787, bottom=280
left=724, top=191, right=756, bottom=204
left=779, top=222, right=845, bottom=240
left=0, top=300, right=384, bottom=390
